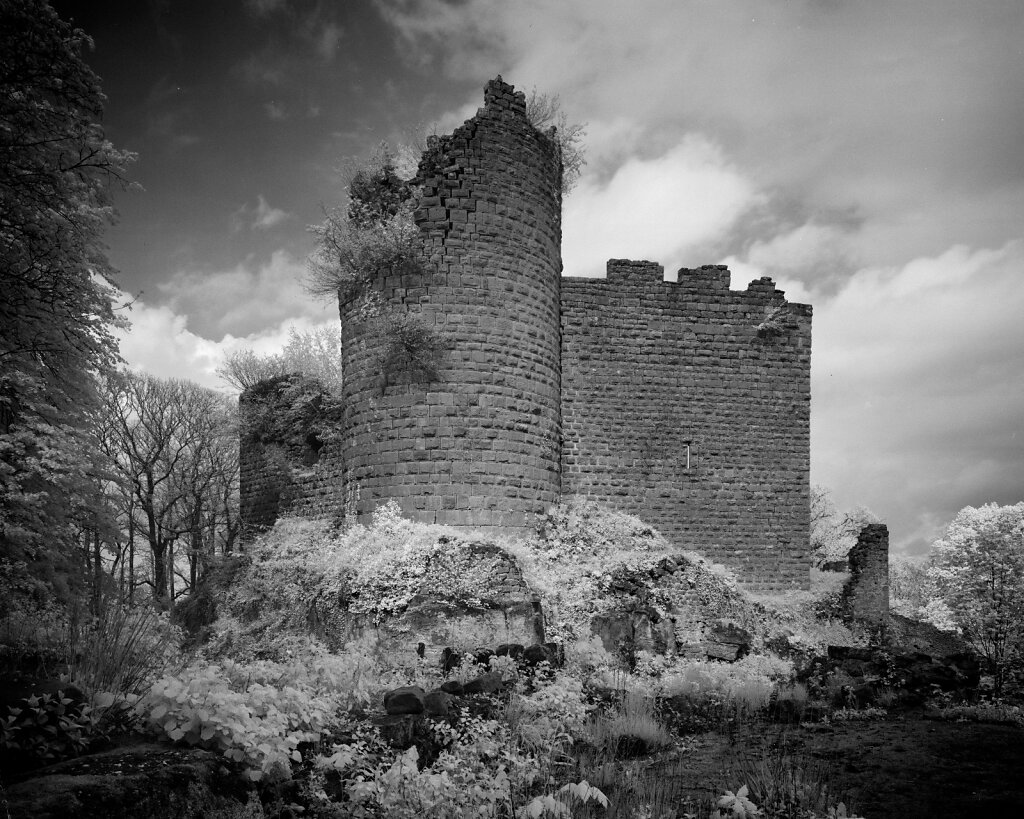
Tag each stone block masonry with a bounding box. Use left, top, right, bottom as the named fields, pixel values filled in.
left=842, top=523, right=890, bottom=628
left=239, top=77, right=816, bottom=592
left=339, top=76, right=563, bottom=532
left=561, top=260, right=812, bottom=592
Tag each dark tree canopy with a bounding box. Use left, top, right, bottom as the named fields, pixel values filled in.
left=0, top=0, right=134, bottom=607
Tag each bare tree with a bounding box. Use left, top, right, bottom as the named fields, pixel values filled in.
left=526, top=88, right=587, bottom=194
left=217, top=327, right=342, bottom=394
left=99, top=372, right=237, bottom=606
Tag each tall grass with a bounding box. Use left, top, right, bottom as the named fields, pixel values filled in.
left=726, top=734, right=858, bottom=819
left=586, top=690, right=675, bottom=758
left=68, top=604, right=182, bottom=696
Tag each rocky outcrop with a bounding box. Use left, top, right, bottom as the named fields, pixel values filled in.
left=587, top=553, right=764, bottom=664
left=4, top=742, right=263, bottom=819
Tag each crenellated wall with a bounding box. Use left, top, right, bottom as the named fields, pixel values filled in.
left=560, top=260, right=812, bottom=592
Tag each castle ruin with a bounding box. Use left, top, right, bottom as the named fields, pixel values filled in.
left=240, top=78, right=813, bottom=593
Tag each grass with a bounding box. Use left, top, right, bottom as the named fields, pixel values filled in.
left=586, top=690, right=675, bottom=758
left=725, top=733, right=858, bottom=819
left=68, top=604, right=180, bottom=696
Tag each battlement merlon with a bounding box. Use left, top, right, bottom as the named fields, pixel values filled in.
left=564, top=260, right=812, bottom=317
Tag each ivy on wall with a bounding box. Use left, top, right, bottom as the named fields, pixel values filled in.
left=241, top=374, right=343, bottom=466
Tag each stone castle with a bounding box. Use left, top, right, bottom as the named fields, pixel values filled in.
left=240, top=78, right=813, bottom=593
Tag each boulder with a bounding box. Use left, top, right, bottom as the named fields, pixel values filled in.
left=440, top=647, right=462, bottom=673
left=383, top=685, right=426, bottom=715
left=462, top=671, right=505, bottom=695
left=439, top=680, right=465, bottom=696
left=705, top=642, right=742, bottom=662
left=522, top=644, right=552, bottom=667
left=705, top=618, right=752, bottom=662
left=495, top=643, right=524, bottom=660
left=424, top=690, right=457, bottom=717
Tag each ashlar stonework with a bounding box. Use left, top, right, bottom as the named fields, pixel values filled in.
left=240, top=77, right=815, bottom=593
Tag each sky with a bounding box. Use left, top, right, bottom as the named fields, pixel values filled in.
left=50, top=0, right=1024, bottom=557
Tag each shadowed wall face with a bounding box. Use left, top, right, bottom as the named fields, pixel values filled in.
left=843, top=523, right=891, bottom=626
left=238, top=375, right=344, bottom=537
left=560, top=261, right=812, bottom=592
left=338, top=78, right=563, bottom=530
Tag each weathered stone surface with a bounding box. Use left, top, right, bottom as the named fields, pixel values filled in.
left=340, top=564, right=544, bottom=668
left=495, top=642, right=524, bottom=660
left=705, top=642, right=743, bottom=662
left=4, top=743, right=262, bottom=819
left=561, top=261, right=811, bottom=593
left=706, top=618, right=752, bottom=659
left=339, top=77, right=562, bottom=535
left=439, top=680, right=465, bottom=696
left=424, top=690, right=458, bottom=717
left=384, top=685, right=426, bottom=715
left=462, top=671, right=505, bottom=695
left=522, top=643, right=552, bottom=666
left=841, top=524, right=890, bottom=628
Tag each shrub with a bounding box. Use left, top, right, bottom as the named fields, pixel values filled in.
left=585, top=689, right=674, bottom=758
left=0, top=689, right=137, bottom=770
left=68, top=603, right=182, bottom=696
left=510, top=500, right=750, bottom=644
left=139, top=657, right=354, bottom=781
left=209, top=507, right=522, bottom=659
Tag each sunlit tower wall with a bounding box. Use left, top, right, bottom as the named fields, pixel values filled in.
left=338, top=77, right=563, bottom=530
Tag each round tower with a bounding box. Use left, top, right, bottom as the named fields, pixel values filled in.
left=339, top=77, right=563, bottom=531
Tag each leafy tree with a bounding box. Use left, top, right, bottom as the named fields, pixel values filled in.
left=525, top=88, right=587, bottom=194
left=810, top=484, right=879, bottom=569
left=927, top=502, right=1024, bottom=695
left=0, top=0, right=134, bottom=609
left=99, top=373, right=237, bottom=606
left=306, top=143, right=417, bottom=297
left=217, top=326, right=342, bottom=394
left=888, top=555, right=929, bottom=618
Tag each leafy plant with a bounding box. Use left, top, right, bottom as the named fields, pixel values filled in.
left=713, top=784, right=760, bottom=819
left=140, top=658, right=348, bottom=781
left=0, top=689, right=135, bottom=769
left=375, top=310, right=446, bottom=387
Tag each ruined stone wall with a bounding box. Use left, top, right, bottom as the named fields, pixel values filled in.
left=842, top=523, right=890, bottom=628
left=338, top=77, right=563, bottom=531
left=560, top=260, right=812, bottom=591
left=238, top=375, right=344, bottom=539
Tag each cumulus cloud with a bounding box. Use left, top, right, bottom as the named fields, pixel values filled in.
left=115, top=295, right=337, bottom=393
left=232, top=195, right=292, bottom=232
left=252, top=195, right=290, bottom=230
left=376, top=0, right=1024, bottom=264
left=562, top=136, right=761, bottom=276
left=157, top=249, right=324, bottom=338
left=811, top=241, right=1024, bottom=554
